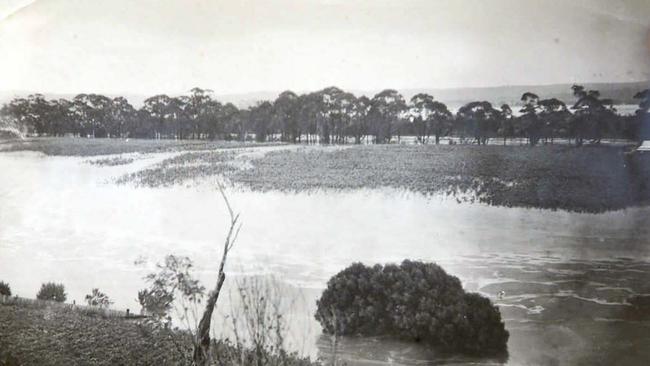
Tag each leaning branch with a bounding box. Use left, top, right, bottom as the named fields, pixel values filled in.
left=193, top=183, right=242, bottom=366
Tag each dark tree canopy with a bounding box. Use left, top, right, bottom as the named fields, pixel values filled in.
left=315, top=260, right=509, bottom=355
left=0, top=85, right=642, bottom=145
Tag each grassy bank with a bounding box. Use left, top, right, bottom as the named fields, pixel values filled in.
left=0, top=302, right=316, bottom=366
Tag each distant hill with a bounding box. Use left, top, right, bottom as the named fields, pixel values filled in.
left=1, top=81, right=648, bottom=110
left=395, top=81, right=650, bottom=110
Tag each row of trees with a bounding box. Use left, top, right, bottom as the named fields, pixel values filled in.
left=2, top=85, right=649, bottom=145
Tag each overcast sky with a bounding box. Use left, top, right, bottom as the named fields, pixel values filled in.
left=0, top=0, right=649, bottom=95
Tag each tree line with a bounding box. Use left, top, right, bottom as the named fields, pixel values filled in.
left=2, top=85, right=649, bottom=145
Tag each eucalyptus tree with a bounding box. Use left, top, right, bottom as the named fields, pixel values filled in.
left=348, top=95, right=371, bottom=144
left=273, top=90, right=300, bottom=142
left=317, top=87, right=358, bottom=144
left=185, top=87, right=216, bottom=139
left=5, top=94, right=51, bottom=135
left=143, top=94, right=172, bottom=139
left=519, top=92, right=542, bottom=145
left=249, top=101, right=274, bottom=142
left=47, top=99, right=74, bottom=136
left=108, top=97, right=136, bottom=138
left=72, top=94, right=112, bottom=138
left=368, top=89, right=407, bottom=144
left=169, top=96, right=192, bottom=139
left=297, top=92, right=322, bottom=144
left=570, top=85, right=614, bottom=145
left=456, top=101, right=500, bottom=145
left=538, top=98, right=570, bottom=143
left=218, top=103, right=241, bottom=140
left=497, top=104, right=514, bottom=145
left=409, top=93, right=452, bottom=144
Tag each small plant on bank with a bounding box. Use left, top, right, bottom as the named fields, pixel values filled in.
left=315, top=260, right=509, bottom=356
left=0, top=281, right=11, bottom=296
left=85, top=288, right=113, bottom=308
left=36, top=282, right=67, bottom=302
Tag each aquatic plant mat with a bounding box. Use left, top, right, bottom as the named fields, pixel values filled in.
left=117, top=143, right=649, bottom=213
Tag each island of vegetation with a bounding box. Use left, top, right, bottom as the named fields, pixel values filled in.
left=315, top=260, right=509, bottom=356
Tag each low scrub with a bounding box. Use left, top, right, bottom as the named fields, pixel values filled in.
left=36, top=282, right=66, bottom=303
left=0, top=281, right=11, bottom=297
left=315, top=260, right=509, bottom=355
left=0, top=302, right=317, bottom=366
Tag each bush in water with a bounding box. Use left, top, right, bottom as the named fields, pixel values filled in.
left=315, top=260, right=509, bottom=355
left=36, top=282, right=67, bottom=302
left=0, top=281, right=11, bottom=297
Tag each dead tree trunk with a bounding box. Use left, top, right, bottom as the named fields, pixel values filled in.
left=193, top=185, right=241, bottom=366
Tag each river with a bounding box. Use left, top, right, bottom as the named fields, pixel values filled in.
left=1, top=150, right=649, bottom=365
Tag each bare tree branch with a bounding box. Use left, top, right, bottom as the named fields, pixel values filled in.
left=193, top=184, right=240, bottom=366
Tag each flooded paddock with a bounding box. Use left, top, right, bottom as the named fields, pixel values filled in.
left=1, top=150, right=649, bottom=365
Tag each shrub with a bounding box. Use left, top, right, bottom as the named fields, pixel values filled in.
left=315, top=260, right=509, bottom=355
left=84, top=288, right=113, bottom=308
left=0, top=281, right=11, bottom=296
left=36, top=282, right=67, bottom=302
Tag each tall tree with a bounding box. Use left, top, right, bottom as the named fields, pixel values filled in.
left=72, top=94, right=112, bottom=138
left=368, top=89, right=407, bottom=144
left=409, top=93, right=452, bottom=144
left=142, top=94, right=172, bottom=139
left=456, top=101, right=500, bottom=145
left=570, top=85, right=614, bottom=145
left=538, top=98, right=570, bottom=144
left=348, top=95, right=371, bottom=144
left=249, top=101, right=274, bottom=142
left=273, top=90, right=300, bottom=142
left=497, top=104, right=514, bottom=145
left=108, top=97, right=136, bottom=138
left=519, top=92, right=542, bottom=145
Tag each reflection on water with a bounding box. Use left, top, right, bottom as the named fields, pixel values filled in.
left=1, top=151, right=650, bottom=365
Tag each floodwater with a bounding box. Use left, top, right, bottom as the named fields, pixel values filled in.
left=1, top=150, right=650, bottom=365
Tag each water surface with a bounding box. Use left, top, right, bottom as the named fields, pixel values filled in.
left=1, top=150, right=649, bottom=365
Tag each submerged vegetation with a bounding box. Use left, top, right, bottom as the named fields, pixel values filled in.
left=113, top=144, right=650, bottom=213
left=315, top=260, right=509, bottom=356
left=230, top=145, right=650, bottom=212
left=117, top=150, right=238, bottom=187
left=86, top=156, right=135, bottom=166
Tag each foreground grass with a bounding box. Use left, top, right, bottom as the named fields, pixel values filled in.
left=0, top=302, right=316, bottom=366
left=0, top=137, right=279, bottom=156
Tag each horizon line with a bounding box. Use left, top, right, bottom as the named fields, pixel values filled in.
left=1, top=79, right=649, bottom=99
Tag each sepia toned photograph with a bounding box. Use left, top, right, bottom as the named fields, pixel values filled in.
left=0, top=0, right=649, bottom=365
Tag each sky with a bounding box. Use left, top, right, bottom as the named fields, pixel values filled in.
left=0, top=0, right=649, bottom=95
